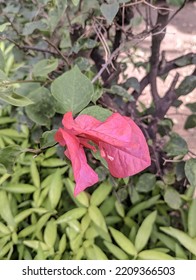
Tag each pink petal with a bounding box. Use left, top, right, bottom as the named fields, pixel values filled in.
left=77, top=113, right=135, bottom=147
left=55, top=128, right=98, bottom=196
left=99, top=116, right=151, bottom=177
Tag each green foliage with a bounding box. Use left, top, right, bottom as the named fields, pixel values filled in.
left=0, top=0, right=195, bottom=261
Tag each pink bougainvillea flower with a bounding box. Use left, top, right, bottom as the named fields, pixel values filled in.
left=55, top=112, right=151, bottom=196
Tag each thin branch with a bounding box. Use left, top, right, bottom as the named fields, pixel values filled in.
left=43, top=37, right=70, bottom=67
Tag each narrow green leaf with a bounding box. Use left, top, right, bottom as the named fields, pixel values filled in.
left=0, top=22, right=11, bottom=32
left=0, top=49, right=5, bottom=70
left=48, top=170, right=63, bottom=209
left=51, top=65, right=94, bottom=115
left=138, top=249, right=174, bottom=260
left=23, top=240, right=49, bottom=251
left=0, top=241, right=13, bottom=258
left=65, top=178, right=89, bottom=208
left=0, top=190, right=15, bottom=227
left=58, top=233, right=67, bottom=253
left=90, top=182, right=112, bottom=206
left=14, top=209, right=34, bottom=224
left=135, top=211, right=157, bottom=252
left=0, top=222, right=10, bottom=234
left=115, top=200, right=125, bottom=217
left=88, top=205, right=108, bottom=233
left=18, top=225, right=36, bottom=238
left=1, top=183, right=36, bottom=193
left=160, top=226, right=196, bottom=256
left=185, top=158, right=196, bottom=186
left=41, top=158, right=67, bottom=167
left=56, top=208, right=87, bottom=224
left=44, top=219, right=57, bottom=247
left=127, top=195, right=160, bottom=217
left=92, top=244, right=108, bottom=260
left=104, top=240, right=129, bottom=260
left=188, top=199, right=196, bottom=238
left=30, top=160, right=40, bottom=188
left=0, top=90, right=34, bottom=107
left=72, top=0, right=80, bottom=6
left=109, top=227, right=137, bottom=256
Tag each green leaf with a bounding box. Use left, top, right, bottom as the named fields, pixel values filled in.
left=72, top=0, right=80, bottom=6
left=186, top=102, right=196, bottom=113
left=185, top=158, right=196, bottom=186
left=88, top=205, right=108, bottom=233
left=48, top=170, right=63, bottom=209
left=0, top=49, right=5, bottom=70
left=184, top=114, right=196, bottom=129
left=30, top=160, right=40, bottom=188
left=0, top=190, right=15, bottom=227
left=109, top=227, right=137, bottom=256
left=44, top=219, right=57, bottom=247
left=104, top=240, right=129, bottom=260
left=0, top=69, right=9, bottom=81
left=23, top=240, right=49, bottom=251
left=14, top=209, right=34, bottom=224
left=0, top=183, right=37, bottom=193
left=32, top=59, right=58, bottom=77
left=40, top=129, right=57, bottom=149
left=138, top=249, right=174, bottom=260
left=115, top=200, right=125, bottom=217
left=125, top=77, right=140, bottom=93
left=136, top=173, right=156, bottom=193
left=22, top=20, right=48, bottom=35
left=110, top=85, right=133, bottom=101
left=135, top=211, right=157, bottom=252
left=0, top=146, right=23, bottom=173
left=58, top=233, right=67, bottom=253
left=164, top=187, right=182, bottom=209
left=0, top=22, right=11, bottom=32
left=56, top=208, right=87, bottom=224
left=160, top=226, right=196, bottom=256
left=127, top=195, right=160, bottom=217
left=79, top=106, right=112, bottom=121
left=91, top=244, right=108, bottom=260
left=51, top=65, right=94, bottom=115
left=90, top=182, right=112, bottom=206
left=188, top=199, right=196, bottom=238
left=0, top=89, right=34, bottom=107
left=100, top=2, right=119, bottom=25
left=163, top=133, right=188, bottom=156
left=65, top=178, right=90, bottom=208
left=174, top=56, right=193, bottom=67
left=25, top=87, right=55, bottom=126
left=176, top=75, right=196, bottom=96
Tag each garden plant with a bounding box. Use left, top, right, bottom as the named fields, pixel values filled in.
left=0, top=0, right=196, bottom=260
